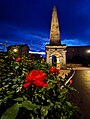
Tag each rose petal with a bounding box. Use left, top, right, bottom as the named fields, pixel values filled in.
left=23, top=82, right=31, bottom=88
left=26, top=74, right=33, bottom=82
left=43, top=82, right=48, bottom=87
left=33, top=80, right=44, bottom=87
left=16, top=57, right=22, bottom=62
left=35, top=73, right=46, bottom=81
left=49, top=67, right=60, bottom=74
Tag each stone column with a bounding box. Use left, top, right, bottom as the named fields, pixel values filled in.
left=49, top=56, right=52, bottom=65
left=63, top=50, right=67, bottom=65
left=46, top=51, right=49, bottom=64
left=56, top=56, right=60, bottom=69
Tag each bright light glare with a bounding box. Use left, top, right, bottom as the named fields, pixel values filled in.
left=13, top=48, right=18, bottom=52
left=87, top=49, right=90, bottom=53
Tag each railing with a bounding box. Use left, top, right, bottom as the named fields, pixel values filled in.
left=60, top=69, right=75, bottom=89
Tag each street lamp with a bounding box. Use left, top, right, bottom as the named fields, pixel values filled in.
left=13, top=48, right=18, bottom=53
left=86, top=49, right=90, bottom=66
left=86, top=49, right=90, bottom=53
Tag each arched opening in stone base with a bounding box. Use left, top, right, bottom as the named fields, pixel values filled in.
left=52, top=55, right=57, bottom=67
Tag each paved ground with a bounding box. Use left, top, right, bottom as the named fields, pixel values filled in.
left=60, top=67, right=90, bottom=77
left=73, top=67, right=90, bottom=70
left=70, top=70, right=90, bottom=119
left=60, top=66, right=90, bottom=77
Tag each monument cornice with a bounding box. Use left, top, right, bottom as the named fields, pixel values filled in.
left=45, top=45, right=67, bottom=49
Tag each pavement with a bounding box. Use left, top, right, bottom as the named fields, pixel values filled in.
left=73, top=67, right=90, bottom=70
left=60, top=67, right=90, bottom=78
left=71, top=70, right=90, bottom=119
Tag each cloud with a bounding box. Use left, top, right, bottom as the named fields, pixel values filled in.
left=0, top=22, right=50, bottom=52
left=0, top=19, right=90, bottom=53
left=62, top=38, right=89, bottom=46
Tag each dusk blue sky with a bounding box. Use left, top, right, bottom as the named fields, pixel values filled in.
left=0, top=0, right=90, bottom=53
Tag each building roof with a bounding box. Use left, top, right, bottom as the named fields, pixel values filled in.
left=7, top=44, right=30, bottom=50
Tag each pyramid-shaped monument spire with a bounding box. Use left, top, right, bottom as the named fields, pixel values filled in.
left=50, top=6, right=61, bottom=44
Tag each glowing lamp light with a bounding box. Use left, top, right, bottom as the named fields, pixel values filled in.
left=13, top=48, right=18, bottom=52
left=87, top=50, right=90, bottom=53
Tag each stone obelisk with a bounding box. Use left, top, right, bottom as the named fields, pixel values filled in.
left=50, top=6, right=61, bottom=45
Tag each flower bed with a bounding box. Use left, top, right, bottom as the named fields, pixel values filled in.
left=0, top=55, right=79, bottom=119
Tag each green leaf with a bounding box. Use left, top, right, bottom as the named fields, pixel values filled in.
left=1, top=103, right=19, bottom=119
left=6, top=90, right=15, bottom=95
left=7, top=95, right=13, bottom=99
left=11, top=84, right=18, bottom=89
left=0, top=88, right=2, bottom=91
left=22, top=100, right=40, bottom=111
left=30, top=113, right=35, bottom=119
left=14, top=97, right=23, bottom=102
left=15, top=66, right=19, bottom=69
left=70, top=87, right=77, bottom=91
left=66, top=101, right=72, bottom=107
left=23, top=95, right=28, bottom=100
left=41, top=106, right=49, bottom=117
left=0, top=99, right=3, bottom=105
left=4, top=85, right=9, bottom=88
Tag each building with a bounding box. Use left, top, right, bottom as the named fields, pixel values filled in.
left=28, top=52, right=41, bottom=60
left=7, top=44, right=30, bottom=56
left=67, top=46, right=90, bottom=66
left=45, top=6, right=67, bottom=69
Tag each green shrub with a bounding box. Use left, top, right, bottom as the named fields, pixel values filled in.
left=0, top=55, right=79, bottom=119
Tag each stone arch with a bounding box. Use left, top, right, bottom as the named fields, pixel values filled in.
left=45, top=45, right=67, bottom=69
left=49, top=51, right=62, bottom=69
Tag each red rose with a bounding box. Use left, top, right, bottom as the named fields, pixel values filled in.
left=70, top=79, right=73, bottom=84
left=30, top=70, right=46, bottom=81
left=33, top=80, right=44, bottom=87
left=23, top=70, right=48, bottom=88
left=26, top=74, right=34, bottom=82
left=16, top=57, right=22, bottom=62
left=43, top=82, right=48, bottom=87
left=23, top=82, right=31, bottom=88
left=49, top=67, right=60, bottom=74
